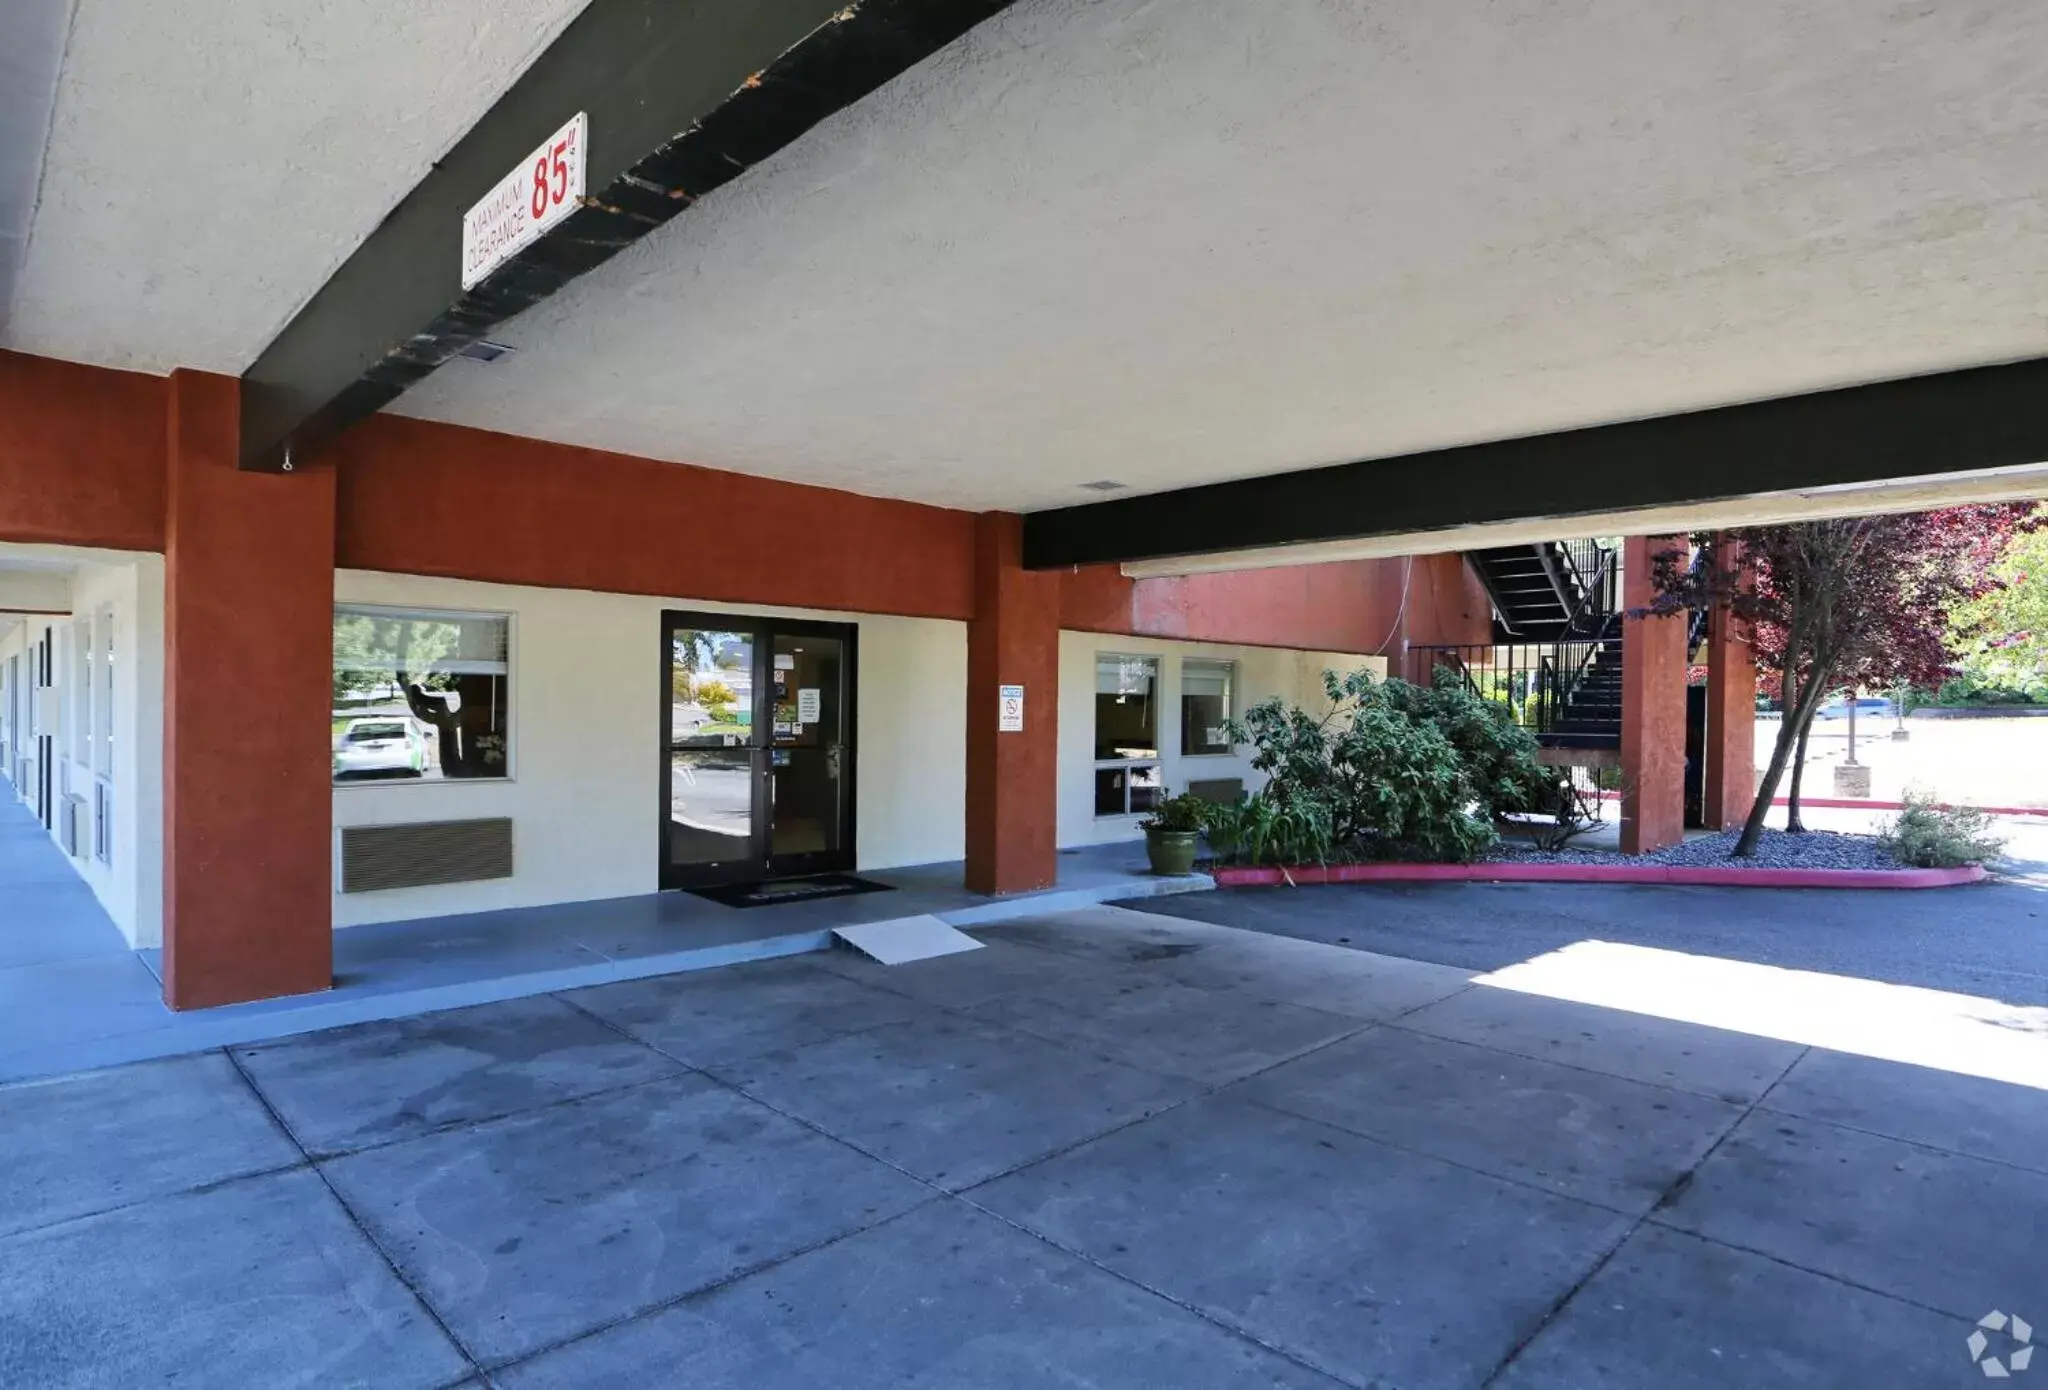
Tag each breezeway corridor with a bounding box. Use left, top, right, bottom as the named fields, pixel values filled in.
left=6, top=896, right=2044, bottom=1388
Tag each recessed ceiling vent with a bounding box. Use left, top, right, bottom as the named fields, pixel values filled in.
left=1079, top=479, right=1128, bottom=492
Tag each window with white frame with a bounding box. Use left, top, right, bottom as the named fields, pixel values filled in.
left=1093, top=654, right=1162, bottom=816
left=1181, top=659, right=1236, bottom=756
left=71, top=619, right=92, bottom=767
left=94, top=609, right=113, bottom=779
left=93, top=609, right=114, bottom=863
left=333, top=606, right=511, bottom=783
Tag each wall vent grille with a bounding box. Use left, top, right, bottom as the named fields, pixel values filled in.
left=340, top=818, right=513, bottom=894
left=1187, top=777, right=1245, bottom=804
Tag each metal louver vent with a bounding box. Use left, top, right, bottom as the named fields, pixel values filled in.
left=340, top=818, right=513, bottom=894
left=1186, top=777, right=1245, bottom=805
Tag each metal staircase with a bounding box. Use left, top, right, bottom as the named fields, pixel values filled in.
left=1409, top=538, right=1628, bottom=752
left=1468, top=539, right=1614, bottom=642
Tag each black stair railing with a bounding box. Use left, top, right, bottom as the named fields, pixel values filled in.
left=1418, top=538, right=1627, bottom=745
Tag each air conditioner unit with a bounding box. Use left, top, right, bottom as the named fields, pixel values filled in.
left=60, top=792, right=88, bottom=858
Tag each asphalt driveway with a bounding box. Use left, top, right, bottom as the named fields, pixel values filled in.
left=5, top=901, right=2044, bottom=1387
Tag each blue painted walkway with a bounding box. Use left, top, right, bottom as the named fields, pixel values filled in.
left=0, top=789, right=169, bottom=1085
left=0, top=803, right=1209, bottom=1083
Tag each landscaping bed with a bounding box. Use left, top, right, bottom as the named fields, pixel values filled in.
left=1493, top=827, right=1898, bottom=870
left=1212, top=827, right=1988, bottom=889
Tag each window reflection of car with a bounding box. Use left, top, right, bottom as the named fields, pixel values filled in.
left=334, top=718, right=428, bottom=779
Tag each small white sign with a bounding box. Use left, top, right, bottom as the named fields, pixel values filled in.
left=773, top=654, right=797, bottom=671
left=462, top=112, right=588, bottom=290
left=797, top=688, right=821, bottom=723
left=998, top=684, right=1025, bottom=733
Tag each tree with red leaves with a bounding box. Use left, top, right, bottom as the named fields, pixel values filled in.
left=1643, top=506, right=2032, bottom=858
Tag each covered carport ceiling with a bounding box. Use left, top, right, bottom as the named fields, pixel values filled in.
left=4, top=0, right=2045, bottom=526
left=2, top=0, right=592, bottom=373
left=388, top=0, right=2048, bottom=513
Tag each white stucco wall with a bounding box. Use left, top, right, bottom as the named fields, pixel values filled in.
left=0, top=551, right=165, bottom=947
left=332, top=571, right=967, bottom=928
left=1055, top=630, right=1385, bottom=849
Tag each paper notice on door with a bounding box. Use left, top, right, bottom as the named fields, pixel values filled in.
left=774, top=653, right=796, bottom=670
left=798, top=688, right=821, bottom=723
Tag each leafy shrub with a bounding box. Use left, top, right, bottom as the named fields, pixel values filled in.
left=1225, top=668, right=1500, bottom=864
left=1138, top=792, right=1209, bottom=834
left=1375, top=668, right=1554, bottom=819
left=1932, top=675, right=2048, bottom=707
left=1880, top=793, right=2007, bottom=868
left=1199, top=794, right=1336, bottom=868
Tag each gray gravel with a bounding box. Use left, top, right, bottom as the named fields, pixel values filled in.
left=1493, top=828, right=1905, bottom=870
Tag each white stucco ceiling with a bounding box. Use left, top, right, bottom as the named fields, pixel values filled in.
left=0, top=0, right=73, bottom=331
left=7, top=0, right=2046, bottom=517
left=1, top=0, right=591, bottom=373
left=392, top=0, right=2048, bottom=512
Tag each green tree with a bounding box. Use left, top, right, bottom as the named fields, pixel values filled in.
left=1950, top=505, right=2048, bottom=697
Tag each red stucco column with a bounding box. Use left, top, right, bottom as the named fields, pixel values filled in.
left=1702, top=538, right=1756, bottom=831
left=162, top=371, right=335, bottom=1009
left=965, top=512, right=1060, bottom=894
left=1620, top=534, right=1689, bottom=855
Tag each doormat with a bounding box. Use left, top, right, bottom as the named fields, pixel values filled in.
left=691, top=874, right=893, bottom=909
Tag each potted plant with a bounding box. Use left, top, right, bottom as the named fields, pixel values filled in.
left=1139, top=792, right=1208, bottom=875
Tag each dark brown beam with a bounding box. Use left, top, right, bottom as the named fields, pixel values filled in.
left=1021, top=357, right=2048, bottom=569
left=239, top=0, right=1014, bottom=471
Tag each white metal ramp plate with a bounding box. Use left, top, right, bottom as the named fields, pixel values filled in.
left=833, top=915, right=984, bottom=966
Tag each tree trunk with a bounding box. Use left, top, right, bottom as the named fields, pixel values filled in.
left=1733, top=665, right=1830, bottom=857
left=1734, top=712, right=1799, bottom=857
left=1784, top=713, right=1816, bottom=832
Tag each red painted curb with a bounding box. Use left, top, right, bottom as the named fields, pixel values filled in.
left=1210, top=862, right=1987, bottom=890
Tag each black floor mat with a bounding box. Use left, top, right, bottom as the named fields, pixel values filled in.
left=689, top=874, right=893, bottom=909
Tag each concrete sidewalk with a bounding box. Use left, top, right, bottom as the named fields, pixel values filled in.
left=6, top=903, right=2041, bottom=1387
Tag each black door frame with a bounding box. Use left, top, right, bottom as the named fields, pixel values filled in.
left=658, top=610, right=859, bottom=890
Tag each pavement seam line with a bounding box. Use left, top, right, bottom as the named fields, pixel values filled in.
left=951, top=1188, right=1363, bottom=1389
left=1745, top=1098, right=2048, bottom=1177
left=470, top=1198, right=948, bottom=1377
left=566, top=977, right=1405, bottom=1386
left=0, top=1047, right=313, bottom=1239
left=220, top=1047, right=491, bottom=1384
left=1377, top=1013, right=1783, bottom=1106
left=1473, top=1042, right=1814, bottom=1389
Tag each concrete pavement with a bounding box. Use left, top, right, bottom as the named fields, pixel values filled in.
left=4, top=903, right=2041, bottom=1387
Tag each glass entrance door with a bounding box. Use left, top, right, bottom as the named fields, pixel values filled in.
left=660, top=613, right=856, bottom=889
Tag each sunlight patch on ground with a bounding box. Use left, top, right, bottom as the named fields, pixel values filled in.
left=1476, top=939, right=2048, bottom=1090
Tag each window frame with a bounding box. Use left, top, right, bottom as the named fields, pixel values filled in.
left=1092, top=651, right=1163, bottom=819
left=331, top=603, right=517, bottom=789
left=93, top=607, right=114, bottom=780
left=1179, top=657, right=1238, bottom=758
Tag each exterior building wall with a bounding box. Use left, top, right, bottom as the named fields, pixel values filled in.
left=332, top=569, right=967, bottom=927
left=326, top=415, right=977, bottom=621
left=1062, top=551, right=1493, bottom=659
left=0, top=353, right=166, bottom=552
left=0, top=548, right=165, bottom=947
left=1054, top=629, right=1385, bottom=850
left=0, top=348, right=1503, bottom=974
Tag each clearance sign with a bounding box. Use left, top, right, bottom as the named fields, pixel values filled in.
left=461, top=113, right=588, bottom=290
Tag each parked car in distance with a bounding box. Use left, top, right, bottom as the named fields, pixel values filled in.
left=1815, top=696, right=1895, bottom=721
left=333, top=717, right=429, bottom=778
